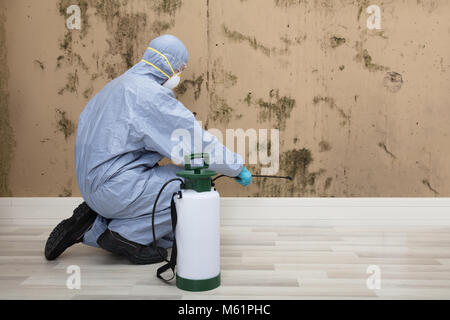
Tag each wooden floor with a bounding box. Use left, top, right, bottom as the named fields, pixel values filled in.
left=1, top=198, right=450, bottom=300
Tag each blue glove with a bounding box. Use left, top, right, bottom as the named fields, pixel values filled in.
left=234, top=167, right=252, bottom=187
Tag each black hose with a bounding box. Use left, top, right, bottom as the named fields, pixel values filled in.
left=151, top=178, right=184, bottom=263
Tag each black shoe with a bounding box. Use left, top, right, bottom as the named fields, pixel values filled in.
left=45, top=202, right=97, bottom=260
left=97, top=229, right=168, bottom=265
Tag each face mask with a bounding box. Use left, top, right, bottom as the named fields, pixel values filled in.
left=163, top=73, right=181, bottom=90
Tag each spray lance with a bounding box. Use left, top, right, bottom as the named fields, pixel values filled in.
left=151, top=153, right=292, bottom=292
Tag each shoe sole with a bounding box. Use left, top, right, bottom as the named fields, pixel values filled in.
left=98, top=230, right=168, bottom=265
left=45, top=202, right=97, bottom=260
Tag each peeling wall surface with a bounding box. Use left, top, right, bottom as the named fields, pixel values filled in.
left=1, top=0, right=450, bottom=197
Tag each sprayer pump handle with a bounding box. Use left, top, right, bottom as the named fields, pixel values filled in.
left=184, top=153, right=210, bottom=172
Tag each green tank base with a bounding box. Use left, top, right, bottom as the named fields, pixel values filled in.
left=176, top=274, right=221, bottom=292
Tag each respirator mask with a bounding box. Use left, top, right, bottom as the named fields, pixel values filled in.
left=163, top=72, right=182, bottom=90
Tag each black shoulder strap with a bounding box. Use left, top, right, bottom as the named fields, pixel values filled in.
left=157, top=192, right=179, bottom=282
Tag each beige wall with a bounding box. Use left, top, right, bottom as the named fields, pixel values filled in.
left=0, top=0, right=449, bottom=197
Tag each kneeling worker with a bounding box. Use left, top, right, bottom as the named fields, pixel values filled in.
left=44, top=35, right=252, bottom=264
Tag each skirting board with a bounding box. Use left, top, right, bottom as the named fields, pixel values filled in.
left=1, top=197, right=450, bottom=226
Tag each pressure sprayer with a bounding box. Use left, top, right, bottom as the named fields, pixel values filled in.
left=151, top=153, right=292, bottom=292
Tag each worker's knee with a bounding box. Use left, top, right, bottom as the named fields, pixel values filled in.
left=89, top=164, right=183, bottom=219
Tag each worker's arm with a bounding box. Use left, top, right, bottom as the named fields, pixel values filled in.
left=132, top=87, right=244, bottom=178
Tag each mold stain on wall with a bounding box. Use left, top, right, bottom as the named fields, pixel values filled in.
left=55, top=108, right=75, bottom=140
left=274, top=0, right=304, bottom=7
left=58, top=70, right=79, bottom=95
left=152, top=20, right=172, bottom=34
left=279, top=33, right=307, bottom=55
left=254, top=148, right=327, bottom=197
left=210, top=59, right=239, bottom=89
left=255, top=89, right=296, bottom=130
left=205, top=58, right=241, bottom=126
left=222, top=23, right=305, bottom=57
left=154, top=0, right=182, bottom=15
left=57, top=0, right=91, bottom=99
left=244, top=92, right=253, bottom=106
left=56, top=0, right=162, bottom=97
left=59, top=188, right=72, bottom=197
left=56, top=0, right=185, bottom=97
left=57, top=1, right=90, bottom=71
left=313, top=95, right=350, bottom=125
left=209, top=94, right=233, bottom=124
left=175, top=74, right=204, bottom=100
left=83, top=86, right=94, bottom=99
left=0, top=7, right=15, bottom=196
left=355, top=41, right=389, bottom=72
left=34, top=60, right=45, bottom=70
left=313, top=95, right=335, bottom=107
left=422, top=179, right=439, bottom=196
left=222, top=24, right=272, bottom=57
left=319, top=140, right=332, bottom=152
left=324, top=177, right=333, bottom=190
left=91, top=0, right=148, bottom=70
left=330, top=36, right=346, bottom=48
left=378, top=142, right=396, bottom=160
left=152, top=0, right=182, bottom=36
left=281, top=148, right=325, bottom=195
left=356, top=0, right=370, bottom=23
left=383, top=71, right=403, bottom=93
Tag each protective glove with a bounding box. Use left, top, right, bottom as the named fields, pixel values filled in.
left=234, top=167, right=252, bottom=187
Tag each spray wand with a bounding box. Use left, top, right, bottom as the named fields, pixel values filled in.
left=212, top=174, right=293, bottom=183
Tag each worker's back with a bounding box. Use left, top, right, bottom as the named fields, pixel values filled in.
left=75, top=67, right=163, bottom=211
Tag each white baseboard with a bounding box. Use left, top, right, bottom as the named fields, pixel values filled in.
left=1, top=197, right=450, bottom=226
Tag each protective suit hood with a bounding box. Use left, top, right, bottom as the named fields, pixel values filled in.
left=130, top=34, right=189, bottom=85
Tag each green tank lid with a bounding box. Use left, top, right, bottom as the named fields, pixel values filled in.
left=177, top=153, right=217, bottom=193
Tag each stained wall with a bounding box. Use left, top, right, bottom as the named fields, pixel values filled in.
left=1, top=0, right=449, bottom=197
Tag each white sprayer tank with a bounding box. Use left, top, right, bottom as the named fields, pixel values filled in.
left=175, top=188, right=220, bottom=291
left=175, top=154, right=221, bottom=291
